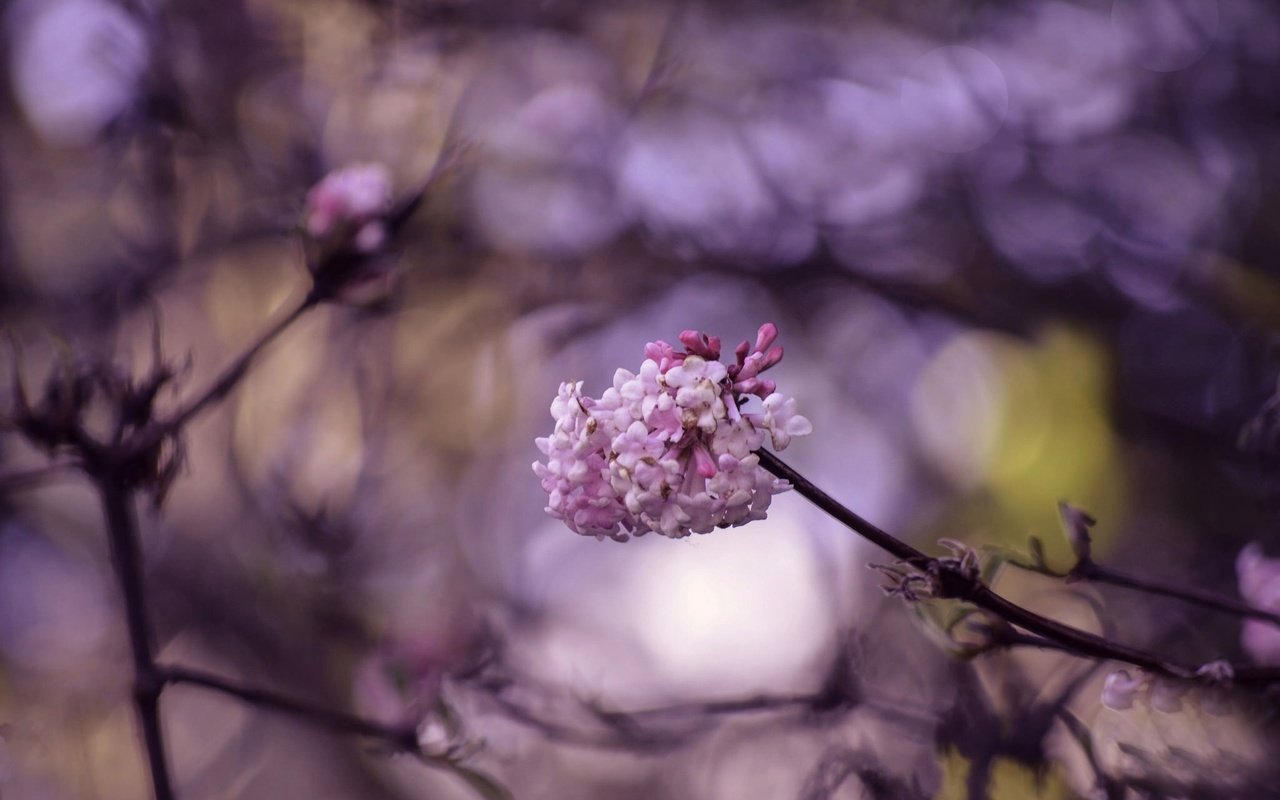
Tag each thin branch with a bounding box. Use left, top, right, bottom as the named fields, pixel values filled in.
left=1076, top=561, right=1280, bottom=629
left=756, top=449, right=1280, bottom=686
left=159, top=664, right=422, bottom=755
left=0, top=459, right=81, bottom=493
left=133, top=290, right=320, bottom=453
left=97, top=478, right=174, bottom=800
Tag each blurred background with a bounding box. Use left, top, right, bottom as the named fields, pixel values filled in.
left=2, top=0, right=1280, bottom=797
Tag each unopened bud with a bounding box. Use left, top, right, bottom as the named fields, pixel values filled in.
left=1058, top=502, right=1096, bottom=565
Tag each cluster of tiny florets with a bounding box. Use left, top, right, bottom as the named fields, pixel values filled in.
left=533, top=324, right=812, bottom=541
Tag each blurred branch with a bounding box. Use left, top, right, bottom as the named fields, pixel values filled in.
left=756, top=449, right=1280, bottom=686
left=160, top=664, right=422, bottom=754
left=1002, top=508, right=1280, bottom=628
left=133, top=290, right=320, bottom=453
left=96, top=476, right=175, bottom=800
left=0, top=458, right=81, bottom=493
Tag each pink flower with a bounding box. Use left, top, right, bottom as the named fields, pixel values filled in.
left=305, top=163, right=393, bottom=253
left=1236, top=543, right=1280, bottom=665
left=533, top=324, right=811, bottom=540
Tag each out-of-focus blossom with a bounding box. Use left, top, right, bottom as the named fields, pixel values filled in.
left=305, top=162, right=393, bottom=251
left=533, top=324, right=811, bottom=541
left=1101, top=669, right=1144, bottom=710
left=1236, top=543, right=1280, bottom=665
left=9, top=0, right=148, bottom=147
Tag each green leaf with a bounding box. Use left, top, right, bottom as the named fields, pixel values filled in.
left=451, top=765, right=512, bottom=800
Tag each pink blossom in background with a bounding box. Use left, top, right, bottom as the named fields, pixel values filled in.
left=305, top=163, right=393, bottom=252
left=1236, top=543, right=1280, bottom=665
left=1101, top=669, right=1143, bottom=710
left=533, top=324, right=812, bottom=541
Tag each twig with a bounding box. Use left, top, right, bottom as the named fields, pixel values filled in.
left=96, top=477, right=174, bottom=800
left=0, top=459, right=80, bottom=493
left=132, top=291, right=320, bottom=454
left=1074, top=561, right=1280, bottom=629
left=756, top=449, right=1280, bottom=686
left=159, top=664, right=422, bottom=755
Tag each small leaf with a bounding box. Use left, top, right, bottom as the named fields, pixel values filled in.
left=980, top=551, right=1007, bottom=584
left=451, top=765, right=512, bottom=800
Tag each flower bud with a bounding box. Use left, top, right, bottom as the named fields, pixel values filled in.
left=1101, top=669, right=1143, bottom=711
left=1058, top=502, right=1095, bottom=565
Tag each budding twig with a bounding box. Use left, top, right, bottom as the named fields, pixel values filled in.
left=755, top=449, right=1280, bottom=687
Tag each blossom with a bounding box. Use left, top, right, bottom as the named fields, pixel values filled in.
left=305, top=163, right=393, bottom=253
left=533, top=323, right=811, bottom=541
left=1101, top=669, right=1143, bottom=711
left=1236, top=543, right=1280, bottom=665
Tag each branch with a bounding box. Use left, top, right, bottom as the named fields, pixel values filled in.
left=159, top=664, right=422, bottom=755
left=756, top=449, right=1280, bottom=686
left=0, top=459, right=81, bottom=493
left=97, top=478, right=174, bottom=800
left=133, top=290, right=319, bottom=453
left=1073, top=561, right=1280, bottom=629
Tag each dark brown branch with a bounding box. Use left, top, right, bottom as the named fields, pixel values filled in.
left=97, top=478, right=174, bottom=800
left=159, top=664, right=422, bottom=755
left=756, top=449, right=1279, bottom=686
left=1075, top=561, right=1280, bottom=629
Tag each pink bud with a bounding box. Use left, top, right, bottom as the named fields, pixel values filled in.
left=760, top=346, right=784, bottom=370
left=679, top=330, right=721, bottom=360
left=754, top=323, right=778, bottom=354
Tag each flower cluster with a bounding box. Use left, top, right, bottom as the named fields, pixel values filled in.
left=1237, top=543, right=1280, bottom=665
left=305, top=162, right=393, bottom=254
left=533, top=324, right=812, bottom=541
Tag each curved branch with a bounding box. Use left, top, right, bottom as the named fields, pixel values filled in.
left=159, top=664, right=422, bottom=754
left=133, top=291, right=319, bottom=453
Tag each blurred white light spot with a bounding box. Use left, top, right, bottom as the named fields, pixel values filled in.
left=9, top=0, right=148, bottom=146
left=630, top=511, right=832, bottom=696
